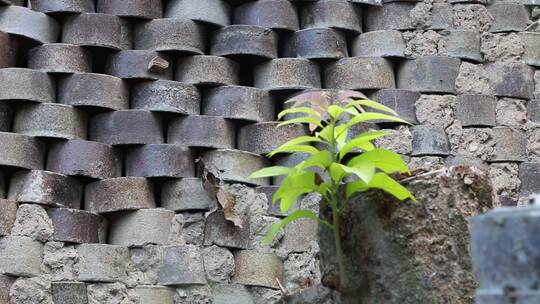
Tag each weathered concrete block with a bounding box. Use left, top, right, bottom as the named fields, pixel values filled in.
left=0, top=132, right=44, bottom=170
left=204, top=211, right=251, bottom=250
left=520, top=32, right=540, bottom=67
left=8, top=170, right=82, bottom=209
left=200, top=149, right=270, bottom=186
left=58, top=73, right=129, bottom=111
left=134, top=18, right=204, bottom=54
left=212, top=284, right=254, bottom=304
left=475, top=289, right=540, bottom=304
left=0, top=236, right=43, bottom=277
left=175, top=55, right=239, bottom=86
left=445, top=155, right=489, bottom=171
left=352, top=30, right=406, bottom=58
left=105, top=50, right=172, bottom=80
left=237, top=122, right=309, bottom=155
left=135, top=286, right=174, bottom=304
left=364, top=2, right=415, bottom=31
left=85, top=177, right=156, bottom=214
left=89, top=110, right=163, bottom=145
left=470, top=205, right=540, bottom=303
left=324, top=57, right=395, bottom=90
left=0, top=6, right=59, bottom=44
left=0, top=31, right=16, bottom=69
left=29, top=0, right=94, bottom=14
left=281, top=219, right=318, bottom=253
left=168, top=115, right=235, bottom=149
left=430, top=2, right=453, bottom=30
left=13, top=103, right=87, bottom=140
left=397, top=56, right=461, bottom=93
left=528, top=100, right=540, bottom=124
left=161, top=178, right=215, bottom=212
left=370, top=89, right=420, bottom=124
left=233, top=250, right=283, bottom=289
left=203, top=86, right=273, bottom=122
left=158, top=245, right=207, bottom=285
left=234, top=0, right=298, bottom=31
left=165, top=0, right=231, bottom=27
left=77, top=244, right=129, bottom=282
left=211, top=25, right=278, bottom=59
left=519, top=162, right=540, bottom=197
left=323, top=166, right=494, bottom=302
left=0, top=102, right=12, bottom=132
left=109, top=209, right=174, bottom=246
left=0, top=275, right=15, bottom=304
left=0, top=68, right=54, bottom=103
left=47, top=208, right=103, bottom=244
left=254, top=58, right=321, bottom=91
left=490, top=127, right=526, bottom=162
left=62, top=13, right=131, bottom=50
left=488, top=3, right=528, bottom=33
left=0, top=199, right=17, bottom=236
left=97, top=0, right=162, bottom=19
left=283, top=28, right=348, bottom=60
left=456, top=95, right=496, bottom=127
left=446, top=30, right=482, bottom=62
left=485, top=62, right=534, bottom=99
left=300, top=0, right=362, bottom=33
left=51, top=282, right=88, bottom=304
left=125, top=144, right=194, bottom=178
left=131, top=80, right=200, bottom=115
left=28, top=43, right=92, bottom=74
left=411, top=125, right=451, bottom=156
left=47, top=139, right=121, bottom=180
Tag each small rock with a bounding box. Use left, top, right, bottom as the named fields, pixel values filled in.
left=202, top=245, right=235, bottom=283
left=10, top=277, right=52, bottom=304
left=455, top=62, right=492, bottom=95
left=11, top=204, right=53, bottom=242
left=41, top=242, right=79, bottom=281
left=87, top=283, right=138, bottom=304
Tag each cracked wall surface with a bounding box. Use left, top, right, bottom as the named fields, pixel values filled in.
left=0, top=0, right=538, bottom=303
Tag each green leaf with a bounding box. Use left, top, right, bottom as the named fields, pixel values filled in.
left=273, top=136, right=321, bottom=150
left=335, top=125, right=348, bottom=147
left=339, top=131, right=389, bottom=159
left=263, top=210, right=319, bottom=244
left=367, top=173, right=416, bottom=201
left=278, top=117, right=323, bottom=129
left=329, top=163, right=374, bottom=184
left=278, top=107, right=321, bottom=120
left=249, top=166, right=292, bottom=179
left=348, top=149, right=409, bottom=174
left=297, top=150, right=331, bottom=170
left=346, top=99, right=398, bottom=116
left=317, top=125, right=333, bottom=142
left=345, top=112, right=410, bottom=128
left=346, top=180, right=368, bottom=199
left=337, top=163, right=375, bottom=184
left=274, top=171, right=317, bottom=212
left=327, top=105, right=344, bottom=120
left=268, top=144, right=319, bottom=157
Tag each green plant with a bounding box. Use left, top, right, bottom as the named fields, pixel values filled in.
left=249, top=95, right=416, bottom=290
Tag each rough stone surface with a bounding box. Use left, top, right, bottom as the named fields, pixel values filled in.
left=86, top=283, right=137, bottom=304
left=158, top=245, right=207, bottom=286
left=203, top=245, right=235, bottom=283
left=319, top=166, right=494, bottom=303
left=0, top=199, right=17, bottom=236
left=62, top=13, right=131, bottom=50
left=109, top=209, right=174, bottom=247
left=51, top=282, right=87, bottom=304
left=128, top=245, right=163, bottom=286
left=9, top=277, right=52, bottom=304
left=0, top=236, right=44, bottom=277
left=11, top=204, right=53, bottom=242
left=41, top=242, right=79, bottom=282
left=131, top=81, right=200, bottom=115
left=415, top=94, right=456, bottom=128
left=125, top=144, right=195, bottom=178
left=134, top=18, right=203, bottom=53
left=233, top=250, right=283, bottom=289
left=77, top=244, right=129, bottom=283
left=161, top=178, right=215, bottom=212
left=85, top=177, right=156, bottom=214
left=455, top=62, right=492, bottom=95
left=105, top=50, right=172, bottom=80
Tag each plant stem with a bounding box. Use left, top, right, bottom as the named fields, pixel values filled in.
left=332, top=198, right=347, bottom=290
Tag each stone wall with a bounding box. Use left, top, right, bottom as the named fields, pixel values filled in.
left=0, top=0, right=537, bottom=303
